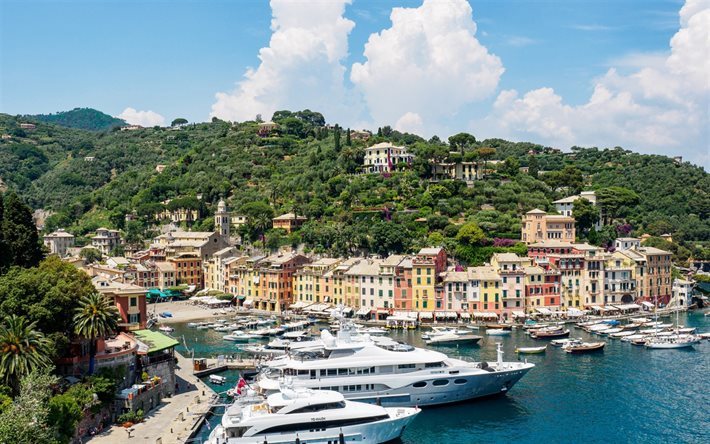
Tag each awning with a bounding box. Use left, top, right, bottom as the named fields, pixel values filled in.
left=460, top=313, right=471, bottom=319
left=641, top=301, right=655, bottom=308
left=435, top=311, right=457, bottom=318
left=418, top=312, right=433, bottom=319
left=473, top=312, right=498, bottom=318
left=342, top=307, right=353, bottom=314
left=567, top=308, right=584, bottom=317
left=236, top=295, right=246, bottom=300
left=589, top=305, right=603, bottom=311
left=613, top=303, right=641, bottom=310
left=131, top=330, right=179, bottom=354
left=512, top=310, right=526, bottom=318
left=244, top=299, right=253, bottom=306
left=376, top=309, right=389, bottom=314
left=356, top=307, right=371, bottom=316
left=535, top=308, right=552, bottom=315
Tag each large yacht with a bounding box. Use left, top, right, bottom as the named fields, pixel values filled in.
left=205, top=388, right=419, bottom=444
left=256, top=324, right=534, bottom=407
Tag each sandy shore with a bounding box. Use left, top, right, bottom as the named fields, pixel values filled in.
left=149, top=300, right=237, bottom=324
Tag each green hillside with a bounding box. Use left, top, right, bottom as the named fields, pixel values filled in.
left=28, top=108, right=126, bottom=131
left=0, top=111, right=707, bottom=263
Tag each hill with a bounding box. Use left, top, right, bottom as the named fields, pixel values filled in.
left=0, top=111, right=707, bottom=263
left=28, top=107, right=125, bottom=131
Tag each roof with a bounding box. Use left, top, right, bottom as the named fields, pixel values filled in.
left=382, top=254, right=406, bottom=266
left=492, top=252, right=522, bottom=262
left=529, top=240, right=574, bottom=248
left=273, top=213, right=307, bottom=221
left=441, top=271, right=468, bottom=282
left=468, top=266, right=499, bottom=281
left=131, top=329, right=179, bottom=354
left=366, top=142, right=406, bottom=150
left=546, top=215, right=575, bottom=220
left=552, top=196, right=579, bottom=204
left=310, top=257, right=341, bottom=267
left=571, top=243, right=600, bottom=251
left=616, top=237, right=640, bottom=242
left=45, top=230, right=74, bottom=238
left=637, top=246, right=671, bottom=255
left=345, top=259, right=382, bottom=276
left=526, top=209, right=547, bottom=214
left=523, top=265, right=544, bottom=274
left=418, top=247, right=443, bottom=256
left=153, top=261, right=174, bottom=272
left=107, top=257, right=130, bottom=265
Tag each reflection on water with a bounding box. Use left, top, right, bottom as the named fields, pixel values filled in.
left=178, top=312, right=708, bottom=444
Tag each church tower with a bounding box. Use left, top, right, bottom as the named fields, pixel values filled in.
left=215, top=198, right=230, bottom=239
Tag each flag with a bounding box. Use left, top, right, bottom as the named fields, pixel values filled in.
left=236, top=377, right=247, bottom=395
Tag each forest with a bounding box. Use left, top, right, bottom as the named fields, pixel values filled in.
left=0, top=109, right=708, bottom=264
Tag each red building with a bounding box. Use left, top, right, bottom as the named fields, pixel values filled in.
left=92, top=276, right=148, bottom=330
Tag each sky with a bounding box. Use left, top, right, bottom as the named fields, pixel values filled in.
left=1, top=0, right=708, bottom=167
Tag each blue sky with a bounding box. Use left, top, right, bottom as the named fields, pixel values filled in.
left=1, top=0, right=707, bottom=167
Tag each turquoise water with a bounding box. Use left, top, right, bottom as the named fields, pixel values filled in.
left=179, top=312, right=710, bottom=444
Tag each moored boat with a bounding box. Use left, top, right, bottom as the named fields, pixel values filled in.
left=531, top=329, right=570, bottom=339
left=486, top=329, right=511, bottom=336
left=644, top=334, right=701, bottom=349
left=209, top=374, right=227, bottom=384
left=426, top=333, right=482, bottom=345
left=564, top=342, right=605, bottom=353
left=515, top=346, right=546, bottom=354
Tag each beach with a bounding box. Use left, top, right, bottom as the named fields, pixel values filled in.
left=150, top=301, right=236, bottom=324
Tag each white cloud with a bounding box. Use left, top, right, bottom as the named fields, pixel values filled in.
left=481, top=0, right=710, bottom=167
left=394, top=112, right=424, bottom=134
left=504, top=35, right=538, bottom=47
left=210, top=0, right=356, bottom=123
left=351, top=0, right=503, bottom=135
left=118, top=107, right=165, bottom=127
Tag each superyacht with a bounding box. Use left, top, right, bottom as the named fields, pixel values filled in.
left=255, top=321, right=534, bottom=407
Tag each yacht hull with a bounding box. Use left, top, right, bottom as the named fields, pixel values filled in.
left=208, top=407, right=418, bottom=444
left=259, top=364, right=533, bottom=407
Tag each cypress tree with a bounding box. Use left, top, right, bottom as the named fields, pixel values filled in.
left=346, top=128, right=351, bottom=146
left=0, top=193, right=6, bottom=272
left=1, top=192, right=43, bottom=269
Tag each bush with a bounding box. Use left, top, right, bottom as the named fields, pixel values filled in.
left=117, top=409, right=143, bottom=425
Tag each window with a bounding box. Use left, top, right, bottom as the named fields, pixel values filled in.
left=432, top=379, right=449, bottom=386
left=413, top=381, right=427, bottom=388
left=454, top=379, right=468, bottom=385
left=130, top=297, right=137, bottom=307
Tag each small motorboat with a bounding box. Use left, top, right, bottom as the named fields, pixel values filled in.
left=609, top=330, right=636, bottom=339
left=531, top=329, right=570, bottom=339
left=187, top=322, right=199, bottom=328
left=486, top=324, right=513, bottom=330
left=621, top=334, right=648, bottom=343
left=426, top=333, right=482, bottom=345
left=486, top=329, right=511, bottom=336
left=515, top=346, right=546, bottom=354
left=564, top=342, right=605, bottom=354
left=209, top=374, right=227, bottom=384
left=223, top=332, right=261, bottom=342
left=551, top=338, right=580, bottom=347
left=159, top=311, right=173, bottom=318
left=597, top=328, right=623, bottom=336
left=158, top=325, right=174, bottom=333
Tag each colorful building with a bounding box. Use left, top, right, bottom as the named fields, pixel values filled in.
left=521, top=209, right=575, bottom=244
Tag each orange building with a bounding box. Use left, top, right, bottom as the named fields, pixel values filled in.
left=169, top=253, right=203, bottom=288
left=272, top=213, right=307, bottom=233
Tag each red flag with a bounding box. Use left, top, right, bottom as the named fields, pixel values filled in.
left=236, top=377, right=246, bottom=395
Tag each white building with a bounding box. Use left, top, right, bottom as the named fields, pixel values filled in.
left=346, top=259, right=394, bottom=315
left=43, top=229, right=75, bottom=256
left=615, top=237, right=641, bottom=251
left=553, top=190, right=602, bottom=230
left=363, top=142, right=414, bottom=173
left=91, top=228, right=121, bottom=256
left=671, top=278, right=694, bottom=307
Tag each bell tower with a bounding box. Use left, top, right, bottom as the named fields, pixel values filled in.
left=215, top=198, right=230, bottom=239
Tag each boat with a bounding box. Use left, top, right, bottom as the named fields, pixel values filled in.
left=609, top=331, right=637, bottom=339
left=531, top=329, right=570, bottom=339
left=255, top=321, right=534, bottom=407
left=209, top=374, right=227, bottom=384
left=358, top=326, right=389, bottom=336
left=205, top=388, right=420, bottom=444
left=698, top=332, right=710, bottom=340
left=550, top=338, right=581, bottom=347
left=597, top=328, right=623, bottom=336
left=564, top=342, right=605, bottom=354
left=486, top=329, right=511, bottom=336
left=159, top=311, right=173, bottom=318
left=224, top=332, right=262, bottom=342
left=385, top=315, right=418, bottom=330
left=621, top=334, right=647, bottom=342
left=486, top=324, right=513, bottom=330
left=644, top=334, right=702, bottom=349
left=158, top=325, right=174, bottom=333
left=515, top=346, right=546, bottom=354
left=676, top=327, right=696, bottom=334
left=630, top=336, right=650, bottom=345
left=421, top=326, right=470, bottom=340
left=425, top=333, right=482, bottom=346
left=187, top=322, right=199, bottom=328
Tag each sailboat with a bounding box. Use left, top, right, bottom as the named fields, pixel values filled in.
left=645, top=291, right=700, bottom=349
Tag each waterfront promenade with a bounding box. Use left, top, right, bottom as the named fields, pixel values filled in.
left=88, top=352, right=216, bottom=444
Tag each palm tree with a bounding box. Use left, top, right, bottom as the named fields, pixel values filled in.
left=73, top=293, right=119, bottom=375
left=0, top=315, right=52, bottom=391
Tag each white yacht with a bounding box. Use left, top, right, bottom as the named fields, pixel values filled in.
left=256, top=325, right=533, bottom=407
left=205, top=388, right=419, bottom=444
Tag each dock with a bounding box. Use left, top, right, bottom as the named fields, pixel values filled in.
left=192, top=357, right=258, bottom=377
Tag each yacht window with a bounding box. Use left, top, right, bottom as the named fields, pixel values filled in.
left=413, top=381, right=427, bottom=388
left=454, top=379, right=468, bottom=385
left=326, top=369, right=337, bottom=376
left=398, top=363, right=416, bottom=369
left=287, top=401, right=346, bottom=414
left=425, top=362, right=443, bottom=368
left=297, top=370, right=309, bottom=376
left=259, top=415, right=389, bottom=434
left=338, top=368, right=348, bottom=375
left=432, top=379, right=449, bottom=386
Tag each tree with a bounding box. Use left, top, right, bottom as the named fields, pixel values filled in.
left=1, top=192, right=44, bottom=271
left=334, top=125, right=341, bottom=152
left=572, top=198, right=600, bottom=239
left=0, top=315, right=52, bottom=391
left=500, top=156, right=520, bottom=177
left=73, top=293, right=119, bottom=375
left=346, top=128, right=352, bottom=146
left=48, top=393, right=82, bottom=443
left=543, top=165, right=584, bottom=194
left=448, top=132, right=476, bottom=154
left=171, top=118, right=188, bottom=126
left=596, top=187, right=640, bottom=223
left=370, top=221, right=408, bottom=256
left=475, top=147, right=496, bottom=177
left=527, top=155, right=539, bottom=178
left=456, top=222, right=486, bottom=247
left=0, top=369, right=58, bottom=444
left=80, top=248, right=102, bottom=264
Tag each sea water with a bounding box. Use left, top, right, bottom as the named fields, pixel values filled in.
left=176, top=312, right=709, bottom=444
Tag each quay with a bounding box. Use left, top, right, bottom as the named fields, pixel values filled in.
left=88, top=352, right=221, bottom=444
left=192, top=357, right=258, bottom=377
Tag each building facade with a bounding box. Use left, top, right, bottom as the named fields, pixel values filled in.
left=43, top=229, right=75, bottom=256
left=521, top=209, right=575, bottom=244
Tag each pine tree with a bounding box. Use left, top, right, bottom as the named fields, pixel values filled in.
left=528, top=155, right=539, bottom=178
left=1, top=192, right=43, bottom=270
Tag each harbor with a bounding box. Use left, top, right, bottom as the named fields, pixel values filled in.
left=162, top=309, right=709, bottom=444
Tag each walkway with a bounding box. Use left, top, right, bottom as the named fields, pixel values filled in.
left=87, top=352, right=216, bottom=444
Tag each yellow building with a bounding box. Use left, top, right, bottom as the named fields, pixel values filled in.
left=471, top=266, right=502, bottom=315
left=294, top=258, right=341, bottom=305
left=330, top=258, right=361, bottom=308
left=521, top=209, right=576, bottom=245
